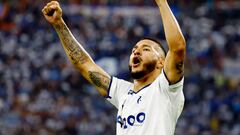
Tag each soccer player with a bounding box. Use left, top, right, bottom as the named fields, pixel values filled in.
left=42, top=0, right=186, bottom=134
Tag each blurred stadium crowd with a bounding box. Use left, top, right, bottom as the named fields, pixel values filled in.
left=0, top=0, right=239, bottom=135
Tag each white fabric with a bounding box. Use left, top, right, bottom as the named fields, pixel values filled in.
left=107, top=70, right=185, bottom=135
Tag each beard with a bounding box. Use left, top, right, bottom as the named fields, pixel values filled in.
left=129, top=60, right=157, bottom=79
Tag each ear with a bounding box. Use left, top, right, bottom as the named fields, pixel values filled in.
left=156, top=57, right=164, bottom=70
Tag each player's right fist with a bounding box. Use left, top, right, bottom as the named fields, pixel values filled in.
left=42, top=1, right=62, bottom=25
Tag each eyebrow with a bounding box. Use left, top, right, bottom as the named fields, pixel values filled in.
left=133, top=46, right=137, bottom=49
left=133, top=44, right=151, bottom=49
left=142, top=45, right=151, bottom=48
left=132, top=44, right=152, bottom=52
left=144, top=44, right=161, bottom=57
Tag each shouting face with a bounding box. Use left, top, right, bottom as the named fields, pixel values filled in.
left=129, top=39, right=165, bottom=79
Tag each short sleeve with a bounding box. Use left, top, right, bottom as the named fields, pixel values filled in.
left=158, top=69, right=184, bottom=93
left=105, top=77, right=132, bottom=109
left=158, top=70, right=185, bottom=120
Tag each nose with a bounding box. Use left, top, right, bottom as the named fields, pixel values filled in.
left=133, top=48, right=141, bottom=56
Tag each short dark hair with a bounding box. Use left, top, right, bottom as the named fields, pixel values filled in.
left=140, top=37, right=167, bottom=57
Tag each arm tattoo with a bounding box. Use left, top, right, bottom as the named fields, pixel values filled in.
left=69, top=47, right=88, bottom=65
left=54, top=23, right=88, bottom=65
left=89, top=71, right=110, bottom=90
left=176, top=61, right=184, bottom=74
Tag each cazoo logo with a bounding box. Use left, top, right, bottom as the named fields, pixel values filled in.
left=117, top=112, right=146, bottom=129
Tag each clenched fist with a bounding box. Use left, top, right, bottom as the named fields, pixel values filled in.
left=42, top=1, right=63, bottom=25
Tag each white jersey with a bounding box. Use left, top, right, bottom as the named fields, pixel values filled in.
left=106, top=70, right=185, bottom=135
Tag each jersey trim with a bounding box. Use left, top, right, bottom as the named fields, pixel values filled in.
left=105, top=76, right=113, bottom=99
left=128, top=83, right=152, bottom=95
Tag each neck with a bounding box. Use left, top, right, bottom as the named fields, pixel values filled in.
left=133, top=69, right=161, bottom=92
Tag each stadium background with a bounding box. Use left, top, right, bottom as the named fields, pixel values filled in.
left=0, top=0, right=239, bottom=134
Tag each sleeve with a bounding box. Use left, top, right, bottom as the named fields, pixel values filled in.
left=105, top=77, right=132, bottom=109
left=158, top=69, right=185, bottom=120
left=158, top=69, right=184, bottom=93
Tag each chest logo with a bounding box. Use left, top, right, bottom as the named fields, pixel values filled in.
left=117, top=112, right=146, bottom=129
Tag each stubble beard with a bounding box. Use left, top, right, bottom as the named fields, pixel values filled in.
left=129, top=60, right=157, bottom=80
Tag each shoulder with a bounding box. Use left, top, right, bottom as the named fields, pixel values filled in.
left=157, top=69, right=184, bottom=92
left=111, top=77, right=133, bottom=87
left=109, top=77, right=133, bottom=95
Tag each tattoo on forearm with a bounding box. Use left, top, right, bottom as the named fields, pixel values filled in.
left=69, top=47, right=88, bottom=64
left=89, top=71, right=110, bottom=90
left=54, top=23, right=88, bottom=65
left=176, top=61, right=184, bottom=74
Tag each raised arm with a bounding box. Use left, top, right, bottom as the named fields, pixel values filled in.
left=42, top=1, right=110, bottom=97
left=155, top=0, right=186, bottom=84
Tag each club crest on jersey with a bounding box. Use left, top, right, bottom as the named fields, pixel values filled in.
left=117, top=112, right=146, bottom=129
left=137, top=96, right=142, bottom=104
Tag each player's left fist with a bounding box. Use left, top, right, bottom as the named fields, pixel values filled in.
left=155, top=0, right=167, bottom=6
left=42, top=1, right=63, bottom=25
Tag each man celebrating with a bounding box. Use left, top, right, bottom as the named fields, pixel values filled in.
left=42, top=0, right=186, bottom=134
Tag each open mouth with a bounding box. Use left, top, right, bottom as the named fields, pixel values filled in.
left=132, top=57, right=141, bottom=67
